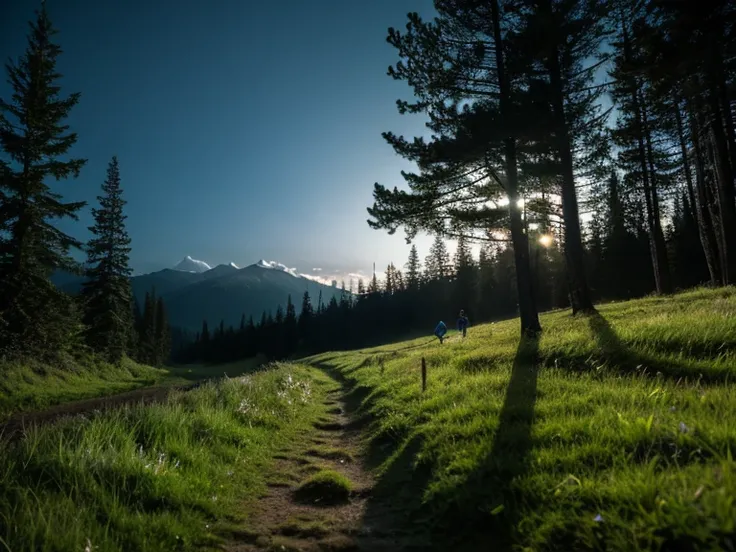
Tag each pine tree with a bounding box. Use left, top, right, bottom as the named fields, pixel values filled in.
left=130, top=297, right=143, bottom=357
left=453, top=233, right=476, bottom=315
left=139, top=291, right=157, bottom=364
left=477, top=247, right=496, bottom=320
left=154, top=297, right=170, bottom=366
left=516, top=0, right=609, bottom=312
left=0, top=5, right=88, bottom=356
left=405, top=245, right=422, bottom=291
left=425, top=235, right=451, bottom=280
left=298, top=291, right=313, bottom=345
left=80, top=157, right=133, bottom=363
left=284, top=295, right=298, bottom=356
left=368, top=3, right=542, bottom=333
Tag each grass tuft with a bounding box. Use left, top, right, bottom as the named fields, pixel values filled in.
left=294, top=470, right=353, bottom=505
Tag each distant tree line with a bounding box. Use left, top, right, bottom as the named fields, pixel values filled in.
left=0, top=7, right=170, bottom=366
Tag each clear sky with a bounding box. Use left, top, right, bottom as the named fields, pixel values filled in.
left=1, top=0, right=440, bottom=281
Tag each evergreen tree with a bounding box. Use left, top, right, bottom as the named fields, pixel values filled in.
left=405, top=244, right=422, bottom=291
left=367, top=2, right=542, bottom=333
left=80, top=157, right=133, bottom=363
left=515, top=0, right=609, bottom=312
left=453, top=233, right=476, bottom=315
left=477, top=247, right=496, bottom=320
left=139, top=291, right=157, bottom=364
left=0, top=5, right=87, bottom=356
left=130, top=297, right=143, bottom=357
left=154, top=297, right=170, bottom=366
left=425, top=235, right=452, bottom=281
left=298, top=291, right=313, bottom=345
left=284, top=295, right=298, bottom=356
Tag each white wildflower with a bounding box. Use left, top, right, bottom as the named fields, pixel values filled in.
left=679, top=422, right=690, bottom=434
left=84, top=538, right=94, bottom=552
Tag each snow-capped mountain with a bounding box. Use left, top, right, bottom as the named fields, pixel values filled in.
left=51, top=258, right=346, bottom=332
left=255, top=259, right=299, bottom=277
left=173, top=256, right=212, bottom=273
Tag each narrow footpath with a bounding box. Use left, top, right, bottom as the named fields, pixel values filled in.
left=225, top=375, right=417, bottom=552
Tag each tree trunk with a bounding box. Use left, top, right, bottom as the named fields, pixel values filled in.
left=641, top=103, right=673, bottom=293
left=708, top=84, right=736, bottom=284
left=630, top=84, right=666, bottom=293
left=684, top=98, right=721, bottom=285
left=490, top=0, right=541, bottom=335
left=544, top=1, right=594, bottom=314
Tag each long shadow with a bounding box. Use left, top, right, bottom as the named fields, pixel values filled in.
left=354, top=335, right=541, bottom=551
left=586, top=312, right=732, bottom=384
left=435, top=333, right=541, bottom=550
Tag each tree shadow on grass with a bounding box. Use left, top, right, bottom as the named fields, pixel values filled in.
left=587, top=312, right=732, bottom=384
left=437, top=332, right=541, bottom=550
left=357, top=334, right=542, bottom=551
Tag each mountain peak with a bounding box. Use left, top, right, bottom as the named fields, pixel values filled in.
left=173, top=256, right=212, bottom=273
left=253, top=259, right=300, bottom=277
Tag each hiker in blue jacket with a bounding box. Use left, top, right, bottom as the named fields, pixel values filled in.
left=457, top=310, right=469, bottom=338
left=434, top=320, right=447, bottom=344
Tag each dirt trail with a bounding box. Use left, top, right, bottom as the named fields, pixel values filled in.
left=226, top=386, right=410, bottom=552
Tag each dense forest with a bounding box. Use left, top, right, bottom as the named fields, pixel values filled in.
left=3, top=1, right=736, bottom=368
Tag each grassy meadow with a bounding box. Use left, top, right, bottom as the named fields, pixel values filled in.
left=0, top=353, right=268, bottom=421
left=309, top=287, right=736, bottom=550
left=0, top=363, right=335, bottom=551
left=2, top=288, right=736, bottom=551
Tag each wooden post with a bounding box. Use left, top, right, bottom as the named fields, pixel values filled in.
left=421, top=357, right=427, bottom=392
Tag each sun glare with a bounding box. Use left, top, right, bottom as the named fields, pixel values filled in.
left=539, top=234, right=553, bottom=247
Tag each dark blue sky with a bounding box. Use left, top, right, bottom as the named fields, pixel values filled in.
left=1, top=0, right=437, bottom=279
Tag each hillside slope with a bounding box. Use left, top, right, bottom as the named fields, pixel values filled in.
left=308, top=287, right=736, bottom=550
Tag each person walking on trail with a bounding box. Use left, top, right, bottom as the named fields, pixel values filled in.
left=457, top=310, right=469, bottom=338
left=434, top=321, right=448, bottom=344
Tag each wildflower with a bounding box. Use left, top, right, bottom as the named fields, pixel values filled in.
left=84, top=538, right=94, bottom=552
left=174, top=460, right=181, bottom=469
left=593, top=514, right=603, bottom=523
left=227, top=470, right=234, bottom=477
left=211, top=495, right=218, bottom=502
left=679, top=422, right=690, bottom=434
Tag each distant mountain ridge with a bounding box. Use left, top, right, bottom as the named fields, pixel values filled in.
left=52, top=257, right=344, bottom=332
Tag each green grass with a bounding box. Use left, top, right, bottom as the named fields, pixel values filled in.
left=309, top=287, right=736, bottom=551
left=294, top=469, right=353, bottom=505
left=0, top=363, right=334, bottom=551
left=0, top=355, right=165, bottom=420
left=0, top=353, right=267, bottom=421
left=162, top=355, right=268, bottom=384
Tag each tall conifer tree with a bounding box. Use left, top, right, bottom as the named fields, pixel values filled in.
left=0, top=5, right=87, bottom=355
left=81, top=157, right=133, bottom=363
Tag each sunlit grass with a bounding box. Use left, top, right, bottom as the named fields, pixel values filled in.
left=0, top=354, right=267, bottom=421
left=0, top=364, right=335, bottom=551
left=0, top=355, right=165, bottom=420
left=310, top=287, right=736, bottom=550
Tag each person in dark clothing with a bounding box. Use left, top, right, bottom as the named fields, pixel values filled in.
left=457, top=310, right=469, bottom=338
left=434, top=320, right=448, bottom=344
